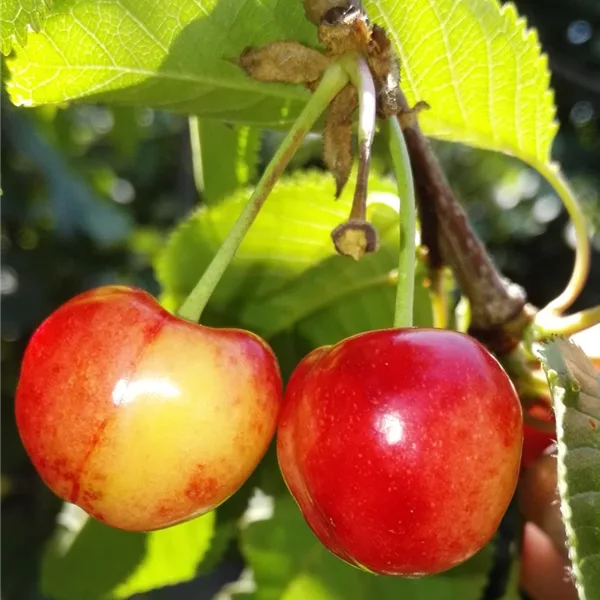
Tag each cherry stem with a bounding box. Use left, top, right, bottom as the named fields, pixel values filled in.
left=346, top=55, right=376, bottom=220
left=177, top=61, right=350, bottom=323
left=533, top=304, right=600, bottom=340
left=388, top=117, right=416, bottom=329
left=188, top=116, right=204, bottom=195
left=331, top=55, right=378, bottom=261
left=536, top=162, right=590, bottom=316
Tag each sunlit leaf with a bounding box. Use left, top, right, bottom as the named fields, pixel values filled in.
left=6, top=0, right=556, bottom=165
left=1, top=0, right=51, bottom=55
left=6, top=0, right=315, bottom=124
left=227, top=494, right=493, bottom=600
left=368, top=0, right=557, bottom=164
left=155, top=169, right=432, bottom=347
left=42, top=505, right=215, bottom=599
left=539, top=338, right=600, bottom=600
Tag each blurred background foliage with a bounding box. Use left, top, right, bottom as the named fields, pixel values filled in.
left=1, top=0, right=599, bottom=598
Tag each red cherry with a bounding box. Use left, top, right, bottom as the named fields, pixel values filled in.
left=521, top=403, right=556, bottom=471
left=277, top=328, right=523, bottom=576
left=16, top=286, right=282, bottom=531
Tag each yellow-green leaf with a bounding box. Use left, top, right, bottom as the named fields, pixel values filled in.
left=155, top=169, right=433, bottom=346
left=42, top=505, right=215, bottom=600
left=368, top=0, right=557, bottom=164
left=6, top=0, right=557, bottom=165
left=1, top=0, right=51, bottom=55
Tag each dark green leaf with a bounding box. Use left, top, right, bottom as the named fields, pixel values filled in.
left=5, top=105, right=132, bottom=247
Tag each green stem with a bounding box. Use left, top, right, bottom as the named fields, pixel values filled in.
left=454, top=296, right=471, bottom=333
left=536, top=162, right=590, bottom=315
left=344, top=54, right=376, bottom=220
left=177, top=62, right=349, bottom=323
left=533, top=304, right=600, bottom=340
left=388, top=117, right=416, bottom=329
left=188, top=116, right=204, bottom=195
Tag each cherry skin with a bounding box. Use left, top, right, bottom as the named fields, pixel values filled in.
left=521, top=403, right=555, bottom=471
left=16, top=286, right=282, bottom=531
left=278, top=328, right=523, bottom=576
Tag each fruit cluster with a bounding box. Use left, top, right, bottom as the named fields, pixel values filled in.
left=16, top=285, right=523, bottom=577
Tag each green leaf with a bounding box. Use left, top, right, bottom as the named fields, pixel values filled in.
left=367, top=0, right=557, bottom=165
left=42, top=504, right=215, bottom=599
left=6, top=0, right=556, bottom=165
left=539, top=338, right=600, bottom=600
left=229, top=494, right=493, bottom=600
left=1, top=0, right=51, bottom=55
left=5, top=103, right=132, bottom=246
left=197, top=120, right=262, bottom=204
left=155, top=169, right=432, bottom=346
left=6, top=0, right=314, bottom=123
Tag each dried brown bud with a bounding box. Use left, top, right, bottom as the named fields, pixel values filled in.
left=397, top=100, right=431, bottom=129
left=239, top=41, right=331, bottom=84
left=318, top=4, right=371, bottom=55
left=366, top=25, right=403, bottom=118
left=302, top=0, right=358, bottom=26
left=323, top=84, right=357, bottom=197
left=331, top=218, right=379, bottom=260
left=366, top=25, right=396, bottom=82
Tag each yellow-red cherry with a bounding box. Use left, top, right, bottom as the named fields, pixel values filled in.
left=16, top=286, right=282, bottom=531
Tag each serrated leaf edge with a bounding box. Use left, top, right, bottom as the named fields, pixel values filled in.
left=1, top=0, right=53, bottom=55
left=539, top=340, right=600, bottom=600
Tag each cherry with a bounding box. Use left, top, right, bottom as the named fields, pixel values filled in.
left=277, top=328, right=523, bottom=576
left=15, top=286, right=282, bottom=532
left=521, top=403, right=556, bottom=471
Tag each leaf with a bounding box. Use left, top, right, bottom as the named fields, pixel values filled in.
left=6, top=0, right=315, bottom=123
left=6, top=0, right=556, bottom=166
left=1, top=0, right=51, bottom=55
left=197, top=120, right=262, bottom=204
left=42, top=504, right=215, bottom=600
left=155, top=169, right=432, bottom=346
left=4, top=103, right=132, bottom=246
left=232, top=494, right=493, bottom=600
left=538, top=338, right=600, bottom=600
left=365, top=0, right=557, bottom=165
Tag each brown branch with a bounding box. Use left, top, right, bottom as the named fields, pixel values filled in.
left=393, top=89, right=533, bottom=349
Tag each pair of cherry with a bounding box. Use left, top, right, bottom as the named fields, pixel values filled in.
left=16, top=285, right=523, bottom=577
